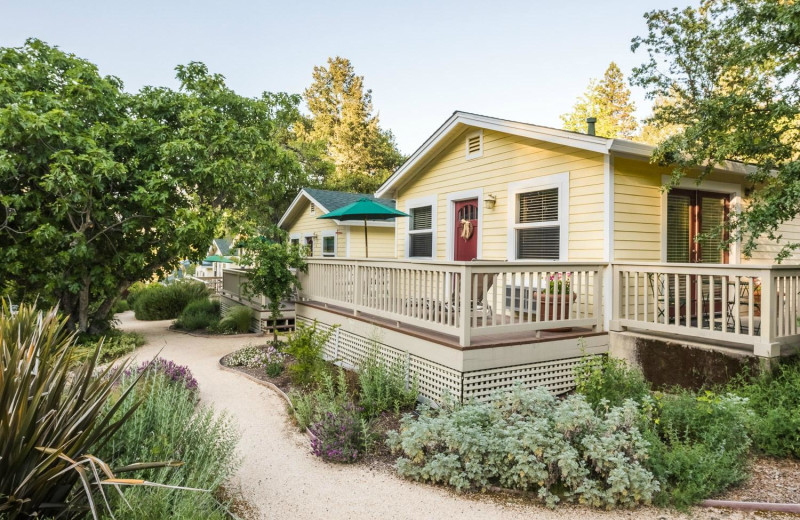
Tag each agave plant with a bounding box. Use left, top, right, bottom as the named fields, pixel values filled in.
left=0, top=302, right=146, bottom=518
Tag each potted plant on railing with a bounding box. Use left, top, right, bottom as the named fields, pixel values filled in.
left=540, top=272, right=576, bottom=331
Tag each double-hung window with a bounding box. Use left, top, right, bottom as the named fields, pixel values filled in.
left=406, top=197, right=436, bottom=258
left=508, top=174, right=567, bottom=261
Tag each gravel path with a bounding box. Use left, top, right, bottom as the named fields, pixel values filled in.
left=119, top=312, right=761, bottom=520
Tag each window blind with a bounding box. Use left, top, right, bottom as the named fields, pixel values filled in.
left=411, top=206, right=432, bottom=231
left=517, top=227, right=560, bottom=260
left=667, top=193, right=691, bottom=263
left=700, top=195, right=725, bottom=263
left=518, top=188, right=559, bottom=223
left=409, top=233, right=433, bottom=257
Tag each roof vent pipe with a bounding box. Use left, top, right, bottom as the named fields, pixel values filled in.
left=586, top=117, right=597, bottom=136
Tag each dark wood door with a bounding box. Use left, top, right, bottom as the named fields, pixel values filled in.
left=454, top=199, right=478, bottom=261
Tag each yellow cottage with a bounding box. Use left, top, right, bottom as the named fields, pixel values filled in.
left=278, top=188, right=396, bottom=259
left=240, top=112, right=800, bottom=402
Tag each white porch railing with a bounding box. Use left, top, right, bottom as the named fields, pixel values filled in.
left=297, top=259, right=605, bottom=347
left=221, top=268, right=267, bottom=309
left=612, top=263, right=800, bottom=357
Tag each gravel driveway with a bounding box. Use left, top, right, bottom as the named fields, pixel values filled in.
left=119, top=312, right=757, bottom=520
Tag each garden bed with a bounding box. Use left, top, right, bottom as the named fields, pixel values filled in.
left=220, top=334, right=414, bottom=469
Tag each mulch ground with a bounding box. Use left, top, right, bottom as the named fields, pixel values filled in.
left=718, top=456, right=800, bottom=504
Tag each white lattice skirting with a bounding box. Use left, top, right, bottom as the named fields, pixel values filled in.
left=296, top=316, right=595, bottom=403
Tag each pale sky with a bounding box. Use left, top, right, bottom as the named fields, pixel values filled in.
left=0, top=0, right=689, bottom=154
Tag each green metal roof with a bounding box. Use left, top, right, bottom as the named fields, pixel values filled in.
left=304, top=188, right=396, bottom=212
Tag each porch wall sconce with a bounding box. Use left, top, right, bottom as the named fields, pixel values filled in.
left=484, top=194, right=497, bottom=210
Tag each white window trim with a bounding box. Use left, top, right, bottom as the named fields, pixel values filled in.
left=445, top=188, right=483, bottom=261
left=321, top=230, right=337, bottom=257
left=506, top=173, right=570, bottom=262
left=660, top=175, right=742, bottom=264
left=289, top=233, right=301, bottom=243
left=465, top=129, right=483, bottom=160
left=405, top=194, right=437, bottom=259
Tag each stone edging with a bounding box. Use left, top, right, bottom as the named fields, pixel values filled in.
left=217, top=356, right=317, bottom=442
left=172, top=328, right=262, bottom=339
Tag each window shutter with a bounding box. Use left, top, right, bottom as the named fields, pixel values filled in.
left=517, top=227, right=560, bottom=260
left=518, top=188, right=559, bottom=224
left=411, top=206, right=432, bottom=231
left=667, top=193, right=690, bottom=263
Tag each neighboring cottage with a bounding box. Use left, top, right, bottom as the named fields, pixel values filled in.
left=278, top=188, right=396, bottom=258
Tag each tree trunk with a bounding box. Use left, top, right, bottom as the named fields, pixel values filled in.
left=78, top=275, right=90, bottom=333
left=88, top=281, right=132, bottom=335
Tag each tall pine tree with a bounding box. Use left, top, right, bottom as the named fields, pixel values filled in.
left=561, top=62, right=639, bottom=139
left=300, top=57, right=404, bottom=193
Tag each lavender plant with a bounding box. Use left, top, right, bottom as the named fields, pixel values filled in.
left=126, top=357, right=198, bottom=391
left=309, top=402, right=363, bottom=463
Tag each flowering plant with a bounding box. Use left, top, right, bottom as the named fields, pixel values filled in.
left=309, top=402, right=363, bottom=463
left=547, top=272, right=571, bottom=294
left=265, top=344, right=285, bottom=377
left=125, top=357, right=198, bottom=391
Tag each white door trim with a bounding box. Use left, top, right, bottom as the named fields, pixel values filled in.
left=445, top=188, right=483, bottom=261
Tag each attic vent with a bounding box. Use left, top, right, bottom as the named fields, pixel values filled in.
left=310, top=203, right=316, bottom=215
left=465, top=131, right=483, bottom=159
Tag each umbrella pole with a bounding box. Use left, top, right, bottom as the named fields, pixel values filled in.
left=364, top=218, right=369, bottom=258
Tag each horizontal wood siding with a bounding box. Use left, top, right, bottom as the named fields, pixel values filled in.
left=613, top=158, right=664, bottom=262
left=395, top=128, right=605, bottom=261
left=346, top=226, right=396, bottom=258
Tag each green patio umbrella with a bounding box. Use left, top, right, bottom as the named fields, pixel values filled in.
left=317, top=197, right=409, bottom=258
left=203, top=255, right=234, bottom=263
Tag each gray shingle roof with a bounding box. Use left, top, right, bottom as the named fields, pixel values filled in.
left=303, top=188, right=396, bottom=212
left=213, top=238, right=233, bottom=256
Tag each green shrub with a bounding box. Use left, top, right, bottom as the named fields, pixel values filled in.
left=126, top=281, right=147, bottom=307
left=729, top=360, right=800, bottom=458
left=285, top=321, right=335, bottom=388
left=0, top=303, right=141, bottom=518
left=73, top=329, right=146, bottom=364
left=643, top=390, right=752, bottom=508
left=175, top=298, right=220, bottom=331
left=387, top=386, right=658, bottom=508
left=357, top=347, right=418, bottom=417
left=98, top=369, right=238, bottom=519
left=265, top=344, right=285, bottom=377
left=217, top=305, right=252, bottom=333
left=289, top=369, right=350, bottom=431
left=113, top=299, right=130, bottom=313
left=133, top=281, right=209, bottom=321
left=574, top=354, right=650, bottom=409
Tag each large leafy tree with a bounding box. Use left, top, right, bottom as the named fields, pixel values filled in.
left=300, top=56, right=404, bottom=193
left=0, top=39, right=305, bottom=332
left=631, top=0, right=800, bottom=260
left=561, top=62, right=639, bottom=138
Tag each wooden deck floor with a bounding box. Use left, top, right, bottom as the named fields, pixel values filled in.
left=298, top=300, right=605, bottom=350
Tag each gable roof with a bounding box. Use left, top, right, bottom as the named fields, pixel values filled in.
left=375, top=111, right=750, bottom=198
left=212, top=238, right=233, bottom=256
left=278, top=188, right=396, bottom=229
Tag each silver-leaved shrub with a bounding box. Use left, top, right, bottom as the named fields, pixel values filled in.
left=386, top=386, right=658, bottom=508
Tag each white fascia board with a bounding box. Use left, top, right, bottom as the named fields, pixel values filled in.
left=277, top=189, right=331, bottom=229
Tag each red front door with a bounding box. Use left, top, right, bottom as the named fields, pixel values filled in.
left=454, top=199, right=478, bottom=261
